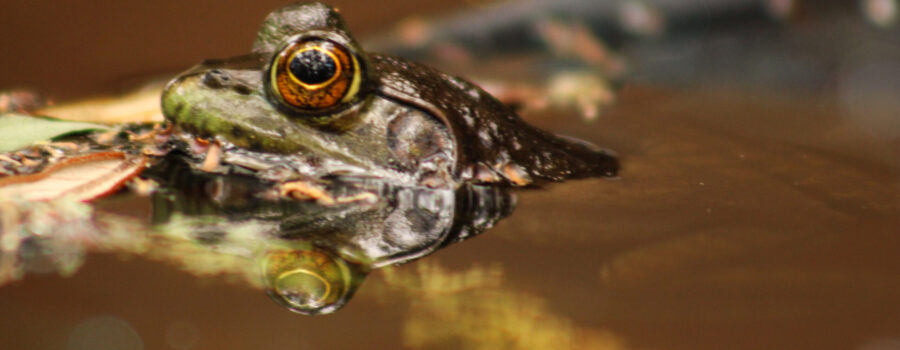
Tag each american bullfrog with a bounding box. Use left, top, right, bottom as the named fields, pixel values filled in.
left=161, top=2, right=618, bottom=189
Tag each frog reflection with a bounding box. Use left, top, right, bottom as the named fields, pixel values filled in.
left=145, top=158, right=514, bottom=314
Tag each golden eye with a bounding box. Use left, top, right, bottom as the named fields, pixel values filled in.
left=268, top=38, right=362, bottom=112
left=262, top=248, right=359, bottom=315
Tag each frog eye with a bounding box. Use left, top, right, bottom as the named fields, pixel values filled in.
left=268, top=38, right=363, bottom=112
left=262, top=248, right=358, bottom=315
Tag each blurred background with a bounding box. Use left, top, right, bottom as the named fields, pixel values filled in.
left=0, top=0, right=463, bottom=100
left=3, top=1, right=900, bottom=350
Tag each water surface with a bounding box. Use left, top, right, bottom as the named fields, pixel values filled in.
left=2, top=2, right=900, bottom=350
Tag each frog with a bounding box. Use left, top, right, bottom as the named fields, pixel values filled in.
left=161, top=1, right=618, bottom=190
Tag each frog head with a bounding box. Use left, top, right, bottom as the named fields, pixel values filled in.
left=162, top=2, right=617, bottom=188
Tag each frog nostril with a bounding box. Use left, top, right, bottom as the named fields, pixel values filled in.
left=202, top=69, right=231, bottom=88
left=232, top=84, right=252, bottom=95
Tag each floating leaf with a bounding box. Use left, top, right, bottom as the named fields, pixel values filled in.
left=35, top=82, right=165, bottom=124
left=0, top=152, right=146, bottom=201
left=0, top=113, right=109, bottom=152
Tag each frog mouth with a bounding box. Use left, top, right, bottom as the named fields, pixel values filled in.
left=165, top=130, right=378, bottom=181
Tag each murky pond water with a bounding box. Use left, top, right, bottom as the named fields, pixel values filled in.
left=3, top=84, right=898, bottom=349
left=2, top=1, right=900, bottom=350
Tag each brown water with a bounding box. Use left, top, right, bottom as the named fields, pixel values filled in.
left=2, top=84, right=899, bottom=349
left=3, top=1, right=900, bottom=350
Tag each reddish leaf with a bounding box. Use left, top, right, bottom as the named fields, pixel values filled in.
left=0, top=152, right=146, bottom=201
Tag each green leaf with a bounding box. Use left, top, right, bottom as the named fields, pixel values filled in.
left=0, top=113, right=109, bottom=152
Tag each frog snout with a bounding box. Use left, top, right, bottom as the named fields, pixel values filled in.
left=202, top=69, right=253, bottom=95
left=202, top=69, right=232, bottom=88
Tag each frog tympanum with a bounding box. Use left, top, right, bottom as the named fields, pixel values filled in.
left=162, top=2, right=618, bottom=189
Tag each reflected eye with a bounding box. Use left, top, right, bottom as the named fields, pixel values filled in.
left=268, top=38, right=362, bottom=112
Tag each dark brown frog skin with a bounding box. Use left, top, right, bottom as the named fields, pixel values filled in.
left=162, top=2, right=618, bottom=188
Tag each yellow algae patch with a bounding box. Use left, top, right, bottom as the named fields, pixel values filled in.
left=376, top=262, right=625, bottom=350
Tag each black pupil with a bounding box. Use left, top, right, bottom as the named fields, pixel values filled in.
left=290, top=49, right=337, bottom=85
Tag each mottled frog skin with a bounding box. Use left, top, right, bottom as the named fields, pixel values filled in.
left=161, top=2, right=618, bottom=188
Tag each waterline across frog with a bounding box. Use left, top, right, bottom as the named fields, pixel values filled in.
left=161, top=2, right=618, bottom=189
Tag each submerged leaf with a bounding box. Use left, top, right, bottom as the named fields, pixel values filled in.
left=0, top=152, right=146, bottom=201
left=0, top=113, right=109, bottom=152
